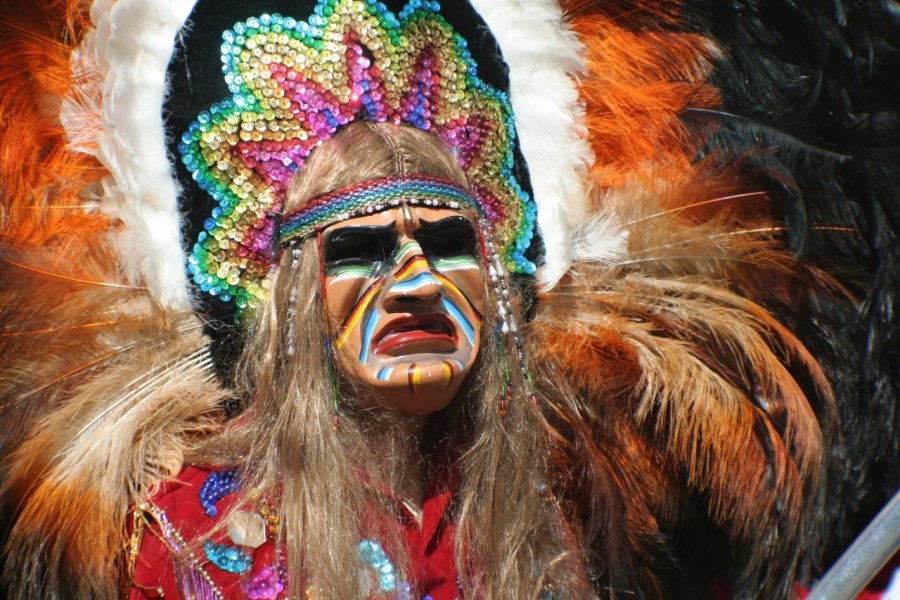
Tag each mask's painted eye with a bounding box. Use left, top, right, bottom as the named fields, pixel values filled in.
left=415, top=216, right=477, bottom=260
left=325, top=226, right=398, bottom=270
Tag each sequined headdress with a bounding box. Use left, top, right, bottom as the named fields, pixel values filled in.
left=177, top=0, right=538, bottom=312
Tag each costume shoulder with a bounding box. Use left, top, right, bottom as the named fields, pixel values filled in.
left=532, top=0, right=899, bottom=597
left=130, top=466, right=224, bottom=599
left=127, top=466, right=284, bottom=600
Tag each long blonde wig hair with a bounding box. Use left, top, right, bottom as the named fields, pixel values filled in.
left=198, top=122, right=592, bottom=599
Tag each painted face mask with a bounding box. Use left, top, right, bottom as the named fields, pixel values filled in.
left=321, top=205, right=486, bottom=416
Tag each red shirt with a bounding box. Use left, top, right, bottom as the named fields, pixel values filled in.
left=128, top=466, right=460, bottom=599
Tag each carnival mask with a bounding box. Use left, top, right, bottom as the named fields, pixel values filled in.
left=321, top=205, right=486, bottom=415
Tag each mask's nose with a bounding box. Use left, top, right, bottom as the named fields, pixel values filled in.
left=382, top=241, right=443, bottom=309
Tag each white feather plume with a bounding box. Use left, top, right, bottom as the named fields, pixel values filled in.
left=571, top=212, right=629, bottom=264
left=63, top=0, right=198, bottom=309
left=471, top=0, right=615, bottom=289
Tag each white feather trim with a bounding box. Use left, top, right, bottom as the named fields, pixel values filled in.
left=471, top=0, right=615, bottom=289
left=63, top=0, right=197, bottom=309
left=571, top=212, right=628, bottom=264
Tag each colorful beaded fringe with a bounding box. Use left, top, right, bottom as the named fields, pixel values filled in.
left=279, top=175, right=479, bottom=244
left=180, top=0, right=536, bottom=312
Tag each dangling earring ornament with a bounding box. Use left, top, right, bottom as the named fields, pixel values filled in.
left=483, top=227, right=539, bottom=415
left=286, top=246, right=301, bottom=357
left=494, top=319, right=512, bottom=418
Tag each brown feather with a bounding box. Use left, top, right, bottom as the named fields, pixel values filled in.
left=532, top=177, right=837, bottom=596
left=559, top=0, right=721, bottom=190
left=0, top=0, right=105, bottom=240
left=1, top=305, right=227, bottom=597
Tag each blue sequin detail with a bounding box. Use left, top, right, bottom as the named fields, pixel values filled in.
left=198, top=469, right=240, bottom=517
left=203, top=539, right=252, bottom=574
left=358, top=539, right=411, bottom=595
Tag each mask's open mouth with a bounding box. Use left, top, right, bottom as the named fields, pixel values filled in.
left=373, top=314, right=457, bottom=356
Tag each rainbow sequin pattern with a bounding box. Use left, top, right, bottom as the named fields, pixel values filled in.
left=180, top=0, right=537, bottom=311
left=279, top=175, right=478, bottom=243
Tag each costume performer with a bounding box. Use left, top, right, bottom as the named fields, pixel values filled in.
left=0, top=0, right=897, bottom=599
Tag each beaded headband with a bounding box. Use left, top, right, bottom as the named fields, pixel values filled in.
left=179, top=0, right=536, bottom=312
left=279, top=175, right=479, bottom=245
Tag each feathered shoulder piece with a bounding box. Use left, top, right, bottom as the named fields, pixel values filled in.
left=0, top=2, right=227, bottom=595
left=528, top=0, right=898, bottom=596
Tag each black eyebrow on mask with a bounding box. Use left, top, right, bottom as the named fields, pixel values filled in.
left=416, top=215, right=474, bottom=230
left=326, top=223, right=397, bottom=239
left=325, top=224, right=398, bottom=249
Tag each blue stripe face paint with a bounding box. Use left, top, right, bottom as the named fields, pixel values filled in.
left=441, top=297, right=476, bottom=346
left=390, top=272, right=441, bottom=295
left=359, top=307, right=382, bottom=365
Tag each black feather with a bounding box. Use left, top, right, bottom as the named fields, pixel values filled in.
left=683, top=0, right=900, bottom=578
